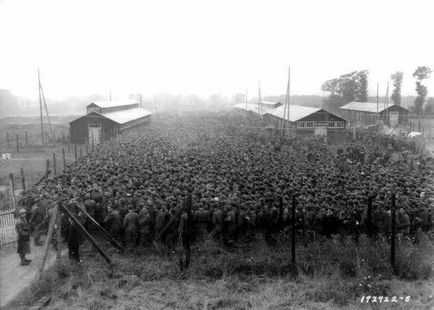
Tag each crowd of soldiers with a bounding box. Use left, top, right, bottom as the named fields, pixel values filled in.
left=16, top=111, right=434, bottom=261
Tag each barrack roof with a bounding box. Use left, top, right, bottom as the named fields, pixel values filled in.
left=340, top=101, right=397, bottom=113
left=265, top=105, right=322, bottom=122
left=100, top=108, right=151, bottom=124
left=88, top=100, right=138, bottom=109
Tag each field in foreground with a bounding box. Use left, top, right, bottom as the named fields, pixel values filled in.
left=8, top=233, right=434, bottom=310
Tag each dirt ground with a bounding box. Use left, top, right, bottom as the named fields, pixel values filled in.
left=0, top=237, right=63, bottom=309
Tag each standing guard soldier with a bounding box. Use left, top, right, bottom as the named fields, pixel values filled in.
left=16, top=209, right=32, bottom=266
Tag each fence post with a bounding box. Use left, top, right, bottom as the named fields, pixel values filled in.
left=20, top=168, right=26, bottom=190
left=56, top=204, right=62, bottom=259
left=186, top=193, right=192, bottom=269
left=74, top=144, right=77, bottom=160
left=391, top=192, right=396, bottom=272
left=367, top=195, right=372, bottom=237
left=45, top=159, right=50, bottom=184
left=39, top=205, right=58, bottom=277
left=7, top=132, right=10, bottom=149
left=79, top=145, right=83, bottom=158
left=62, top=148, right=66, bottom=171
left=9, top=173, right=17, bottom=213
left=25, top=131, right=28, bottom=145
left=291, top=195, right=296, bottom=264
left=52, top=153, right=57, bottom=176
left=16, top=134, right=19, bottom=153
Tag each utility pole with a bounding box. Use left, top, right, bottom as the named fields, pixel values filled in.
left=258, top=81, right=262, bottom=115
left=281, top=67, right=291, bottom=135
left=38, top=69, right=44, bottom=144
left=245, top=89, right=248, bottom=110
left=376, top=83, right=379, bottom=124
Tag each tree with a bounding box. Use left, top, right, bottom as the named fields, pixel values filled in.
left=413, top=66, right=432, bottom=114
left=390, top=71, right=403, bottom=105
left=321, top=70, right=368, bottom=110
left=354, top=70, right=368, bottom=102
left=425, top=97, right=434, bottom=114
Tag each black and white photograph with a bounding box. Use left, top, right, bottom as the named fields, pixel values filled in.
left=0, top=0, right=433, bottom=309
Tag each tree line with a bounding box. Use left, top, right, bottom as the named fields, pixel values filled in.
left=321, top=66, right=432, bottom=114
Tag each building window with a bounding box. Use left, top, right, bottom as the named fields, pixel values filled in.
left=306, top=122, right=314, bottom=128
left=298, top=122, right=305, bottom=128
left=314, top=121, right=326, bottom=127
left=89, top=123, right=101, bottom=128
left=328, top=121, right=335, bottom=128
left=336, top=121, right=345, bottom=128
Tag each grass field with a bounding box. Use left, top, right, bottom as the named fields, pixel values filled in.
left=8, top=233, right=434, bottom=310
left=0, top=115, right=84, bottom=189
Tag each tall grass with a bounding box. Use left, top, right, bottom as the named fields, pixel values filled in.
left=9, top=232, right=434, bottom=309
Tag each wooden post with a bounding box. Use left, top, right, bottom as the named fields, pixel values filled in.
left=25, top=131, right=28, bottom=145
left=20, top=168, right=26, bottom=190
left=56, top=205, right=62, bottom=259
left=391, top=192, right=396, bottom=272
left=278, top=196, right=284, bottom=230
left=68, top=143, right=70, bottom=153
left=185, top=194, right=192, bottom=269
left=9, top=173, right=17, bottom=213
left=367, top=195, right=372, bottom=236
left=16, top=134, right=19, bottom=153
left=52, top=153, right=57, bottom=176
left=92, top=136, right=95, bottom=152
left=62, top=148, right=66, bottom=171
left=6, top=132, right=10, bottom=149
left=291, top=195, right=296, bottom=264
left=74, top=144, right=77, bottom=160
left=79, top=145, right=83, bottom=158
left=39, top=205, right=58, bottom=277
left=86, top=143, right=88, bottom=154
left=45, top=159, right=49, bottom=184
left=61, top=205, right=111, bottom=264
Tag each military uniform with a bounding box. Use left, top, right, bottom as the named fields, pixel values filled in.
left=138, top=208, right=153, bottom=246
left=16, top=212, right=31, bottom=265
left=193, top=208, right=209, bottom=241
left=123, top=209, right=139, bottom=250
left=30, top=202, right=44, bottom=246
left=104, top=208, right=122, bottom=240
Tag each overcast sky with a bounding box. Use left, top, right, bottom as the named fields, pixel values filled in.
left=0, top=0, right=433, bottom=101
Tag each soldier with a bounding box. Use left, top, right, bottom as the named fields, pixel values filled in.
left=155, top=205, right=169, bottom=242
left=104, top=206, right=121, bottom=241
left=30, top=198, right=44, bottom=246
left=193, top=206, right=209, bottom=242
left=210, top=206, right=224, bottom=241
left=397, top=207, right=410, bottom=237
left=138, top=206, right=153, bottom=246
left=84, top=193, right=96, bottom=231
left=67, top=207, right=82, bottom=262
left=16, top=209, right=32, bottom=266
left=123, top=207, right=139, bottom=252
left=224, top=206, right=237, bottom=245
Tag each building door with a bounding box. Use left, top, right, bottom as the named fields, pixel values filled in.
left=88, top=123, right=101, bottom=145
left=389, top=111, right=399, bottom=127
